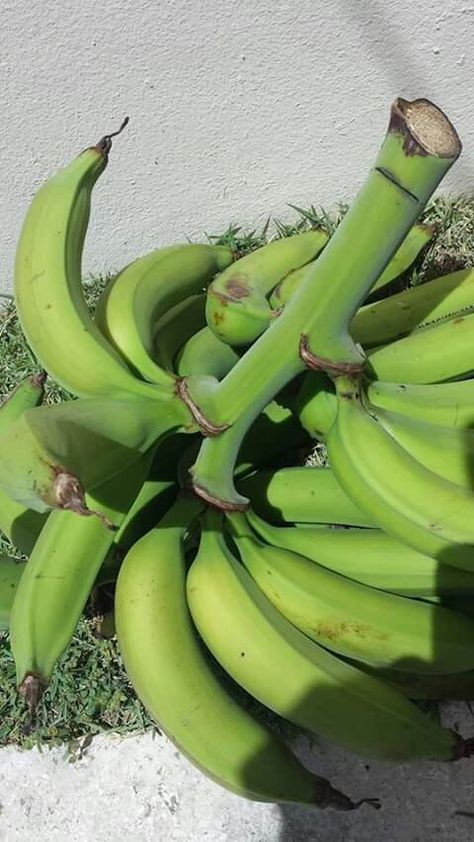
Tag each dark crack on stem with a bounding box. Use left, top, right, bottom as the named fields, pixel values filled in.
left=175, top=378, right=230, bottom=437
left=374, top=167, right=419, bottom=202
left=191, top=482, right=249, bottom=512
left=299, top=335, right=365, bottom=377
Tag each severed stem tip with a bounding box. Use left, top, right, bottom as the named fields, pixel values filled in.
left=96, top=116, right=130, bottom=157
left=18, top=672, right=46, bottom=713
left=389, top=98, right=462, bottom=159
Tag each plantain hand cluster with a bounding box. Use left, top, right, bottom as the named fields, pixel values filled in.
left=2, top=97, right=474, bottom=810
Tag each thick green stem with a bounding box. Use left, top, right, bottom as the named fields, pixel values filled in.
left=191, top=406, right=261, bottom=510
left=189, top=98, right=461, bottom=508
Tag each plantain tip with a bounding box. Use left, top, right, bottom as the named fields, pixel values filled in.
left=95, top=116, right=130, bottom=157
left=31, top=370, right=47, bottom=388
left=18, top=672, right=46, bottom=713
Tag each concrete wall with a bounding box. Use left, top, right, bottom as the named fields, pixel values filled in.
left=1, top=0, right=472, bottom=293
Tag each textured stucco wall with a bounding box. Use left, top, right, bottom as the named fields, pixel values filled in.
left=0, top=0, right=472, bottom=292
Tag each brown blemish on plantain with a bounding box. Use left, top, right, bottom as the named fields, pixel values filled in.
left=315, top=620, right=389, bottom=642
left=51, top=467, right=115, bottom=530
left=210, top=289, right=232, bottom=307
left=225, top=275, right=251, bottom=300
left=212, top=311, right=225, bottom=326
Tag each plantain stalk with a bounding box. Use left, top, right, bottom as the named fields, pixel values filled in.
left=189, top=98, right=462, bottom=508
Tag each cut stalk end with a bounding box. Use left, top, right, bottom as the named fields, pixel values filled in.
left=389, top=98, right=462, bottom=159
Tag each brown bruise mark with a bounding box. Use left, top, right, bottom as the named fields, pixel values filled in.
left=225, top=275, right=251, bottom=300
left=210, top=289, right=232, bottom=307
left=313, top=620, right=389, bottom=642
left=212, top=310, right=225, bottom=327
left=52, top=468, right=115, bottom=530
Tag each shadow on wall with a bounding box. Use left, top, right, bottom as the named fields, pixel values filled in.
left=339, top=0, right=474, bottom=187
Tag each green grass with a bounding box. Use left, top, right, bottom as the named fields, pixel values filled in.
left=0, top=195, right=473, bottom=749
left=208, top=194, right=474, bottom=282
left=0, top=619, right=157, bottom=753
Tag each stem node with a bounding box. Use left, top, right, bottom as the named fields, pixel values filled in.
left=299, top=335, right=365, bottom=378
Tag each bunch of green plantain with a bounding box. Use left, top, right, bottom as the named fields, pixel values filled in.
left=2, top=96, right=474, bottom=810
